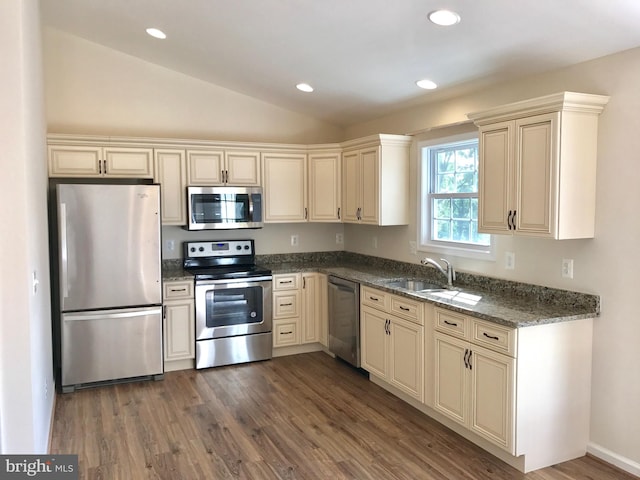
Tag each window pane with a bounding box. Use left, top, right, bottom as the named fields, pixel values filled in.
left=437, top=151, right=455, bottom=173
left=434, top=220, right=451, bottom=241
left=452, top=220, right=471, bottom=242
left=471, top=221, right=491, bottom=246
left=436, top=173, right=455, bottom=193
left=455, top=172, right=476, bottom=193
left=434, top=198, right=451, bottom=219
left=452, top=198, right=470, bottom=219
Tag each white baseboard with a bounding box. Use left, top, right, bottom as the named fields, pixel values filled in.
left=587, top=442, right=640, bottom=477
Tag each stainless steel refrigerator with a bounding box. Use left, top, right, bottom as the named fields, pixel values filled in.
left=54, top=183, right=163, bottom=392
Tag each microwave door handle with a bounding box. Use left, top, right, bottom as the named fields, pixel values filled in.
left=60, top=202, right=69, bottom=299
left=248, top=194, right=254, bottom=220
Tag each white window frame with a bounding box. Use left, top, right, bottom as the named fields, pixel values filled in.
left=418, top=132, right=495, bottom=261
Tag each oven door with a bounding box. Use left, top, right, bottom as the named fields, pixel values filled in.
left=195, top=277, right=272, bottom=340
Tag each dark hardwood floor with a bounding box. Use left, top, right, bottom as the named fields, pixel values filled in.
left=51, top=352, right=635, bottom=479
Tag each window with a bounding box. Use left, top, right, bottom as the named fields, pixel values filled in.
left=419, top=134, right=492, bottom=258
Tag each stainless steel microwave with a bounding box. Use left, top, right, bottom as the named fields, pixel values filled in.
left=186, top=186, right=263, bottom=230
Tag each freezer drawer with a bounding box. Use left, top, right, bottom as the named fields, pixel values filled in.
left=61, top=306, right=163, bottom=390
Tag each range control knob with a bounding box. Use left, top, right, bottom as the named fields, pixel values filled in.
left=190, top=247, right=196, bottom=252
left=244, top=245, right=250, bottom=250
left=198, top=246, right=204, bottom=252
left=236, top=245, right=242, bottom=250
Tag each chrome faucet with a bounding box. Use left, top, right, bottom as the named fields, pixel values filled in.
left=421, top=257, right=456, bottom=288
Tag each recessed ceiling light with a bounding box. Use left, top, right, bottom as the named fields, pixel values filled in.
left=416, top=79, right=438, bottom=90
left=146, top=28, right=167, bottom=39
left=296, top=83, right=314, bottom=93
left=428, top=10, right=461, bottom=26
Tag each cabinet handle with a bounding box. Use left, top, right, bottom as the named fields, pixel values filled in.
left=357, top=207, right=361, bottom=220
left=463, top=348, right=469, bottom=368
left=512, top=210, right=516, bottom=230
left=337, top=207, right=341, bottom=219
left=507, top=210, right=513, bottom=230
left=280, top=302, right=293, bottom=307
left=303, top=277, right=306, bottom=289
left=103, top=160, right=107, bottom=174
left=483, top=332, right=500, bottom=341
left=280, top=280, right=293, bottom=284
left=444, top=320, right=458, bottom=327
left=305, top=207, right=308, bottom=219
left=468, top=350, right=473, bottom=370
left=281, top=331, right=293, bottom=335
left=170, top=288, right=187, bottom=292
left=162, top=306, right=166, bottom=319
left=369, top=296, right=379, bottom=301
left=399, top=306, right=410, bottom=311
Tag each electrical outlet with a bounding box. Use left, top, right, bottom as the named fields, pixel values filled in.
left=562, top=258, right=574, bottom=279
left=336, top=233, right=344, bottom=245
left=166, top=239, right=175, bottom=252
left=409, top=241, right=417, bottom=255
left=372, top=236, right=378, bottom=249
left=291, top=234, right=299, bottom=247
left=505, top=252, right=515, bottom=270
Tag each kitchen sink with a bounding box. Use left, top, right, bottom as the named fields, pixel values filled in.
left=383, top=279, right=446, bottom=292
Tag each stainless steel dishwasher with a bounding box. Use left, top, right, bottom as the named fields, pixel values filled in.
left=328, top=276, right=360, bottom=367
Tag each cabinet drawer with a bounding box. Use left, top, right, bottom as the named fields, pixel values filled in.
left=273, top=320, right=299, bottom=347
left=472, top=319, right=517, bottom=357
left=434, top=308, right=469, bottom=339
left=390, top=294, right=423, bottom=325
left=361, top=286, right=390, bottom=310
left=163, top=280, right=194, bottom=300
left=273, top=274, right=300, bottom=291
left=273, top=291, right=300, bottom=319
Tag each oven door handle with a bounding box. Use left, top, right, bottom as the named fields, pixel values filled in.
left=196, top=276, right=273, bottom=286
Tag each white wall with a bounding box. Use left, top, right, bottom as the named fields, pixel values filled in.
left=162, top=223, right=344, bottom=259
left=344, top=48, right=640, bottom=474
left=0, top=0, right=54, bottom=454
left=43, top=28, right=344, bottom=145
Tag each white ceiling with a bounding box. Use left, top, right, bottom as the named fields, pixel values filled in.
left=40, top=0, right=640, bottom=127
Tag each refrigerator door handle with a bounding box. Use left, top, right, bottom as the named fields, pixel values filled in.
left=60, top=202, right=69, bottom=299
left=63, top=307, right=163, bottom=322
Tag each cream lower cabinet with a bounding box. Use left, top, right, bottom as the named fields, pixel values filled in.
left=469, top=92, right=609, bottom=239
left=48, top=144, right=154, bottom=178
left=162, top=280, right=195, bottom=371
left=360, top=287, right=424, bottom=401
left=273, top=272, right=326, bottom=349
left=154, top=149, right=187, bottom=225
left=272, top=274, right=302, bottom=347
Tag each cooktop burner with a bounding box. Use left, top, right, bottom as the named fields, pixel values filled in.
left=183, top=239, right=272, bottom=281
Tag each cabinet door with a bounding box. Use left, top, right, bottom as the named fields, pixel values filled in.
left=389, top=316, right=423, bottom=401
left=309, top=152, right=341, bottom=222
left=359, top=147, right=379, bottom=224
left=360, top=306, right=389, bottom=379
left=478, top=122, right=513, bottom=234
left=48, top=145, right=102, bottom=177
left=154, top=149, right=187, bottom=225
left=318, top=274, right=329, bottom=347
left=187, top=150, right=224, bottom=185
left=341, top=150, right=360, bottom=223
left=164, top=301, right=195, bottom=362
left=262, top=152, right=308, bottom=222
left=225, top=151, right=261, bottom=186
left=103, top=147, right=154, bottom=178
left=469, top=345, right=516, bottom=453
left=515, top=113, right=559, bottom=237
left=301, top=273, right=321, bottom=344
left=433, top=332, right=469, bottom=426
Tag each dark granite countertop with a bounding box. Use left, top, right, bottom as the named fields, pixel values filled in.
left=161, top=252, right=599, bottom=328
left=259, top=253, right=599, bottom=329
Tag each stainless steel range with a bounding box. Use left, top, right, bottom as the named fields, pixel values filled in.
left=183, top=240, right=272, bottom=369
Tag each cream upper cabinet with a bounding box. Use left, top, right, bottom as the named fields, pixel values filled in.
left=262, top=152, right=308, bottom=222
left=49, top=145, right=154, bottom=178
left=154, top=149, right=187, bottom=225
left=308, top=150, right=341, bottom=222
left=341, top=134, right=411, bottom=226
left=187, top=149, right=260, bottom=186
left=469, top=92, right=609, bottom=239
